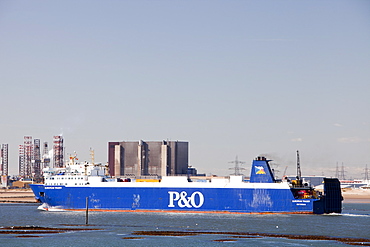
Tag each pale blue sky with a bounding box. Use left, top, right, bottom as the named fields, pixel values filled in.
left=1, top=0, right=369, bottom=178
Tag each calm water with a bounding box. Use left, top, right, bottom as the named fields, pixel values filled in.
left=1, top=203, right=369, bottom=246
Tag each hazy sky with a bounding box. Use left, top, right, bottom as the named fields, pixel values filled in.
left=1, top=1, right=369, bottom=178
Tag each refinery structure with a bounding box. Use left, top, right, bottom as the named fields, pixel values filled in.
left=17, top=137, right=189, bottom=179
left=0, top=144, right=9, bottom=175
left=2, top=136, right=190, bottom=187
left=18, top=135, right=64, bottom=181
left=1, top=144, right=9, bottom=187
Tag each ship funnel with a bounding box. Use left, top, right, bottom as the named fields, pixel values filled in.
left=249, top=157, right=275, bottom=183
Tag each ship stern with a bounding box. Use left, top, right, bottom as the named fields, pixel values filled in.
left=313, top=178, right=342, bottom=214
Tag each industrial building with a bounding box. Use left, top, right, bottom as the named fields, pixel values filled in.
left=108, top=140, right=188, bottom=178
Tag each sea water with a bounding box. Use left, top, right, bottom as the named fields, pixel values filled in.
left=0, top=203, right=369, bottom=246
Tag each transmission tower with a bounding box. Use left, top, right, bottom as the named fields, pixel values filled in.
left=228, top=156, right=246, bottom=176
left=363, top=164, right=369, bottom=182
left=339, top=163, right=346, bottom=180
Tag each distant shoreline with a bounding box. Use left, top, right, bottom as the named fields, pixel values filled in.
left=0, top=189, right=37, bottom=203
left=342, top=188, right=370, bottom=203
left=343, top=198, right=370, bottom=203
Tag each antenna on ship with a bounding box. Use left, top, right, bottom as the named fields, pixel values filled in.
left=228, top=156, right=246, bottom=176
left=90, top=147, right=95, bottom=165
left=282, top=166, right=288, bottom=179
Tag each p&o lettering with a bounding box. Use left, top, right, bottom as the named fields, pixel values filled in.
left=168, top=191, right=204, bottom=208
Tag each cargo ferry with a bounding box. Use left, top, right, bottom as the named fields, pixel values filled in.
left=30, top=156, right=342, bottom=214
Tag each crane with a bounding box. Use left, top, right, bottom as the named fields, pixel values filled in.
left=296, top=150, right=302, bottom=186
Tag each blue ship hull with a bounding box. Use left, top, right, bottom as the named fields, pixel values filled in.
left=30, top=184, right=316, bottom=213
left=30, top=156, right=342, bottom=214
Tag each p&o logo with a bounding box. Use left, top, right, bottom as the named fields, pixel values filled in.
left=255, top=165, right=266, bottom=174
left=168, top=191, right=204, bottom=208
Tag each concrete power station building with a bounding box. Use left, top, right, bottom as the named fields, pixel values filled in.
left=108, top=140, right=188, bottom=178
